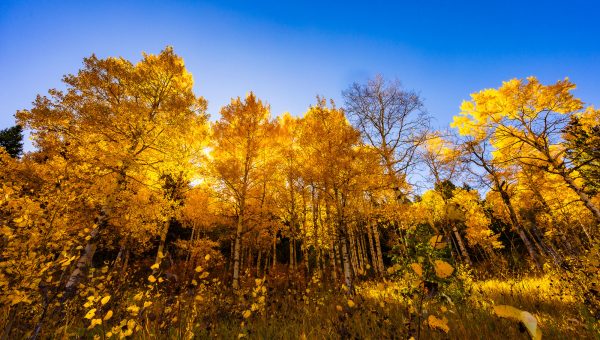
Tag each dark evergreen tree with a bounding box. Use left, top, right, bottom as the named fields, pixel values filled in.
left=0, top=124, right=24, bottom=158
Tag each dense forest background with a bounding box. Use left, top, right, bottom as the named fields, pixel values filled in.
left=1, top=47, right=598, bottom=339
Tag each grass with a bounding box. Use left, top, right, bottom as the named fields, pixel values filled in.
left=170, top=274, right=598, bottom=339
left=8, top=272, right=597, bottom=339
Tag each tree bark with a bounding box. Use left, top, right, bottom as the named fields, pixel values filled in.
left=348, top=227, right=360, bottom=275
left=257, top=250, right=262, bottom=277
left=358, top=230, right=368, bottom=273
left=451, top=223, right=472, bottom=265
left=232, top=211, right=244, bottom=290
left=329, top=247, right=336, bottom=282
left=289, top=236, right=295, bottom=271
left=154, top=219, right=170, bottom=268
left=272, top=233, right=277, bottom=269
left=340, top=234, right=354, bottom=294
left=367, top=221, right=378, bottom=274
left=372, top=223, right=385, bottom=274
left=64, top=213, right=104, bottom=297
left=498, top=186, right=543, bottom=270
left=546, top=154, right=600, bottom=225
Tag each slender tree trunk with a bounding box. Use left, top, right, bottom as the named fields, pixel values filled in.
left=240, top=244, right=244, bottom=276
left=154, top=219, right=170, bottom=268
left=232, top=211, right=244, bottom=290
left=329, top=247, right=337, bottom=282
left=555, top=162, right=600, bottom=224
left=498, top=188, right=543, bottom=270
left=303, top=245, right=310, bottom=277
left=229, top=240, right=234, bottom=270
left=272, top=233, right=277, bottom=269
left=358, top=230, right=367, bottom=273
left=372, top=223, right=385, bottom=274
left=356, top=229, right=365, bottom=272
left=367, top=221, right=378, bottom=274
left=348, top=227, right=359, bottom=275
left=451, top=223, right=472, bottom=265
left=525, top=178, right=566, bottom=262
left=525, top=227, right=547, bottom=258
left=447, top=227, right=461, bottom=263
left=257, top=250, right=262, bottom=277
left=290, top=236, right=295, bottom=270
left=186, top=225, right=196, bottom=265
left=578, top=221, right=593, bottom=244
left=334, top=239, right=344, bottom=279
left=532, top=224, right=563, bottom=264
left=64, top=165, right=131, bottom=298
left=264, top=249, right=271, bottom=274
left=340, top=233, right=353, bottom=293
left=65, top=215, right=103, bottom=296
left=318, top=248, right=324, bottom=278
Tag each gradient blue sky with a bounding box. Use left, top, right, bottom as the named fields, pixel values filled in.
left=1, top=0, right=599, bottom=151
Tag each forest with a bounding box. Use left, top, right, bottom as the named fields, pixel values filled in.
left=0, top=47, right=598, bottom=339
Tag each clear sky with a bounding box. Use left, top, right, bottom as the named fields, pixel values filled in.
left=1, top=0, right=599, bottom=151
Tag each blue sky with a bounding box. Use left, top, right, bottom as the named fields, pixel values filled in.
left=1, top=0, right=599, bottom=151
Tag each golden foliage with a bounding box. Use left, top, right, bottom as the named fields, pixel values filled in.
left=493, top=305, right=542, bottom=340
left=427, top=315, right=450, bottom=333
left=433, top=260, right=454, bottom=279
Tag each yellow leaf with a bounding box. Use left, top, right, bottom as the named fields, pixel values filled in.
left=143, top=301, right=152, bottom=308
left=493, top=305, right=542, bottom=340
left=150, top=263, right=159, bottom=270
left=84, top=308, right=97, bottom=320
left=127, top=305, right=140, bottom=315
left=88, top=318, right=102, bottom=329
left=433, top=260, right=454, bottom=278
left=429, top=235, right=447, bottom=249
left=195, top=266, right=203, bottom=273
left=148, top=275, right=157, bottom=283
left=410, top=263, right=423, bottom=277
left=103, top=310, right=113, bottom=321
left=100, top=295, right=110, bottom=305
left=347, top=299, right=355, bottom=308
left=127, top=319, right=136, bottom=329
left=427, top=315, right=449, bottom=333
left=205, top=254, right=211, bottom=261
left=242, top=310, right=252, bottom=319
left=336, top=305, right=343, bottom=312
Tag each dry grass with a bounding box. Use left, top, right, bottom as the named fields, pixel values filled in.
left=179, top=274, right=598, bottom=339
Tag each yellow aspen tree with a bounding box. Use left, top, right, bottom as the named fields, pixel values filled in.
left=17, top=47, right=208, bottom=296
left=453, top=77, right=600, bottom=224
left=420, top=132, right=472, bottom=265
left=210, top=92, right=277, bottom=289
left=300, top=98, right=362, bottom=292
